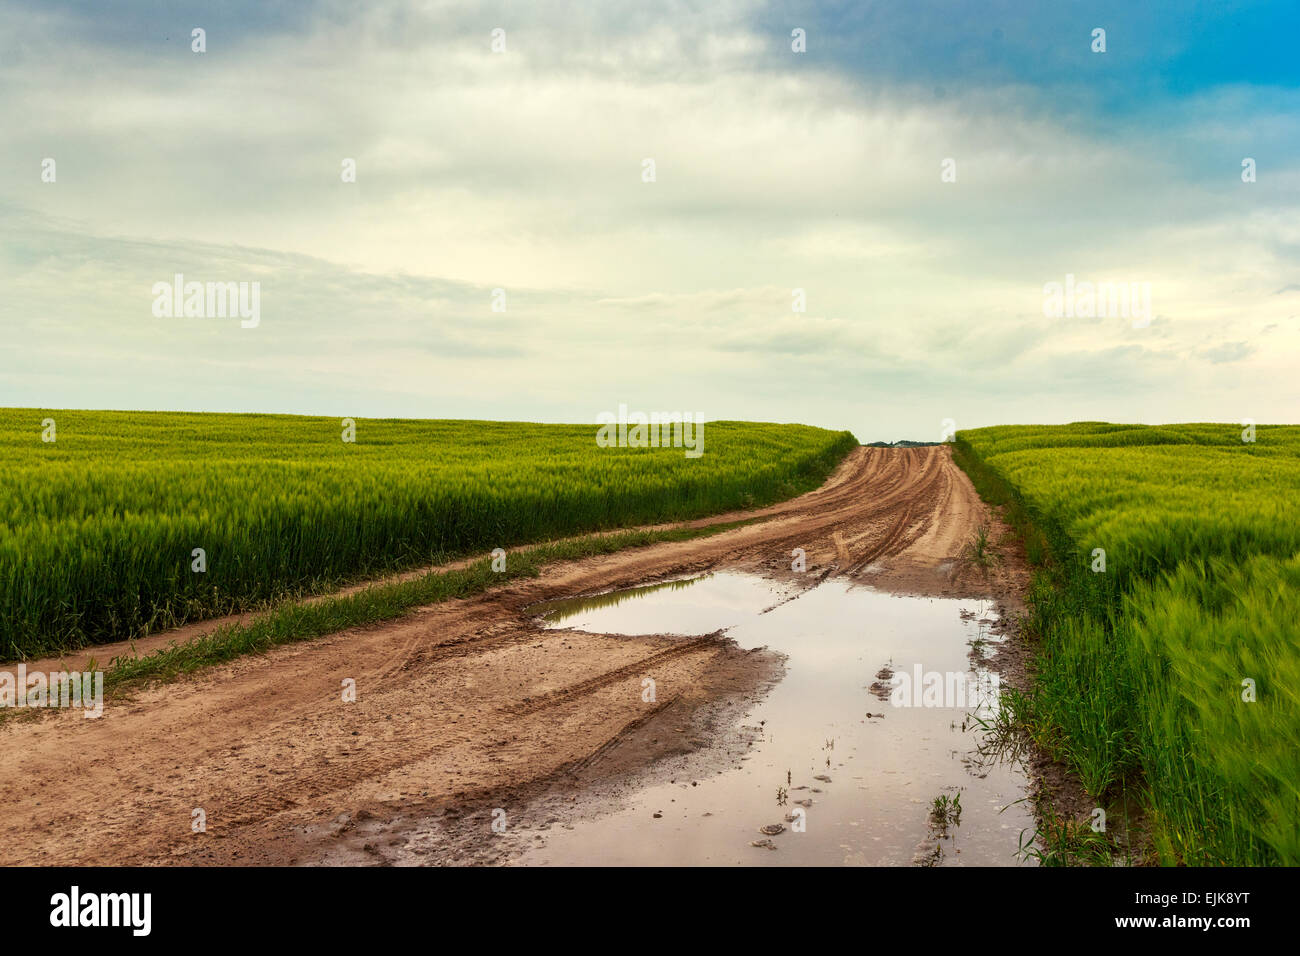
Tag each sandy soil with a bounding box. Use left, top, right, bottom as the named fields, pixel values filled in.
left=0, top=446, right=1033, bottom=866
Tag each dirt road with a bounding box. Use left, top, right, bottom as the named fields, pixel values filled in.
left=0, top=446, right=1024, bottom=865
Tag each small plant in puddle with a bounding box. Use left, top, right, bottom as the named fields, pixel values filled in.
left=930, top=792, right=962, bottom=835
left=776, top=786, right=788, bottom=806
left=968, top=687, right=1033, bottom=766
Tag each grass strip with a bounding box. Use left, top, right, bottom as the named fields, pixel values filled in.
left=99, top=518, right=762, bottom=694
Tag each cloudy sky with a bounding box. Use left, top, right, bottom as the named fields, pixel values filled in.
left=2, top=0, right=1297, bottom=441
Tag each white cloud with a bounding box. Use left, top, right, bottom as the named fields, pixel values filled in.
left=1, top=0, right=1297, bottom=438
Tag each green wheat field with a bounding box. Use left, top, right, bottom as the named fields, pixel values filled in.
left=955, top=422, right=1300, bottom=866
left=0, top=409, right=855, bottom=659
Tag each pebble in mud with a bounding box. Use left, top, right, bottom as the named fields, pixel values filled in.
left=750, top=839, right=778, bottom=850
left=758, top=823, right=785, bottom=836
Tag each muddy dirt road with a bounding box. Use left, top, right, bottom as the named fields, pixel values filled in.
left=0, top=446, right=1027, bottom=865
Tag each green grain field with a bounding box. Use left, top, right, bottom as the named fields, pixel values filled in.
left=0, top=409, right=856, bottom=660
left=954, top=422, right=1300, bottom=866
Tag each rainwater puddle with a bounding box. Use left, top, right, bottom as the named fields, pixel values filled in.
left=520, top=572, right=1034, bottom=866
left=531, top=572, right=796, bottom=636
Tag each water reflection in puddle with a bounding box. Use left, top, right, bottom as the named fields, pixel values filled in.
left=520, top=572, right=1034, bottom=866
left=532, top=572, right=796, bottom=636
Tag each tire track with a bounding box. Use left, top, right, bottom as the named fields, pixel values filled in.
left=498, top=638, right=718, bottom=717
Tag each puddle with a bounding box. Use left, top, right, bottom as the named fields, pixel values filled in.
left=531, top=572, right=796, bottom=636
left=517, top=572, right=1034, bottom=866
